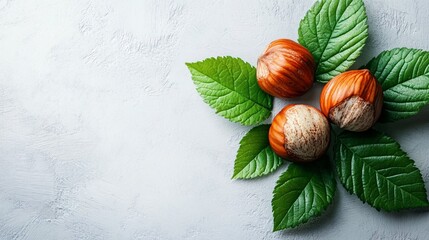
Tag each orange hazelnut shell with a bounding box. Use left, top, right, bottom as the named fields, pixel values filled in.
left=269, top=104, right=330, bottom=162
left=319, top=69, right=383, bottom=124
left=269, top=105, right=292, bottom=159
left=257, top=39, right=315, bottom=98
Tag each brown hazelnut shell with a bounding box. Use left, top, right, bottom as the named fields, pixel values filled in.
left=257, top=39, right=315, bottom=98
left=269, top=104, right=330, bottom=162
left=320, top=69, right=383, bottom=132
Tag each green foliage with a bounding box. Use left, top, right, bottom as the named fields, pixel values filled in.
left=232, top=125, right=283, bottom=179
left=272, top=157, right=336, bottom=230
left=298, top=0, right=368, bottom=83
left=364, top=48, right=429, bottom=122
left=333, top=129, right=429, bottom=211
left=186, top=57, right=273, bottom=126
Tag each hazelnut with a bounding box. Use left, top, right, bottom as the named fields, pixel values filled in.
left=320, top=69, right=383, bottom=132
left=269, top=104, right=330, bottom=162
left=257, top=39, right=315, bottom=98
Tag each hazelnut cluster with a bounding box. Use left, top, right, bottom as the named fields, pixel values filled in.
left=257, top=39, right=383, bottom=162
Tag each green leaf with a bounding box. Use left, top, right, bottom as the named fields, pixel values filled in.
left=298, top=0, right=368, bottom=83
left=186, top=57, right=273, bottom=126
left=272, top=157, right=336, bottom=231
left=363, top=48, right=429, bottom=122
left=333, top=129, right=429, bottom=211
left=232, top=125, right=283, bottom=179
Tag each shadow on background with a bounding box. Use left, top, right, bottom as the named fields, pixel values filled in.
left=375, top=105, right=429, bottom=136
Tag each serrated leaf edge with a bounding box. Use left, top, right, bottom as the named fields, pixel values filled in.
left=272, top=163, right=336, bottom=231
left=335, top=130, right=429, bottom=211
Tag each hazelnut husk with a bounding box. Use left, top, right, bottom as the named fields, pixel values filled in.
left=269, top=104, right=330, bottom=162
left=320, top=69, right=383, bottom=132
left=257, top=39, right=315, bottom=98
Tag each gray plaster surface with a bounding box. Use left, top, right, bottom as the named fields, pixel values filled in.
left=0, top=0, right=428, bottom=239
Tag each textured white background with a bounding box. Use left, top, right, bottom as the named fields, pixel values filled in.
left=0, top=0, right=429, bottom=239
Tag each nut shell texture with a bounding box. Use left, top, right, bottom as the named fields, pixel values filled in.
left=269, top=104, right=330, bottom=162
left=257, top=39, right=315, bottom=98
left=320, top=69, right=383, bottom=132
